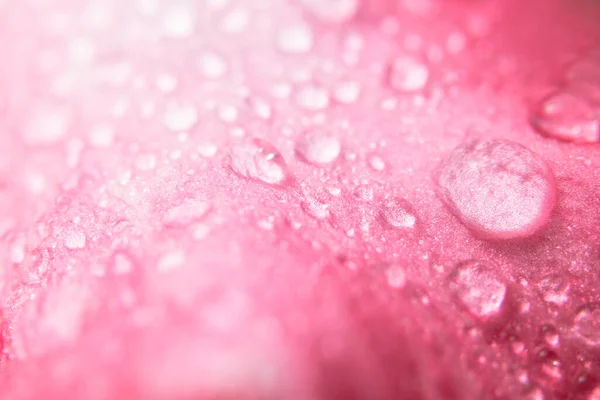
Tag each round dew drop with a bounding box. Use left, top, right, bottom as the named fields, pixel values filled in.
left=381, top=198, right=417, bottom=229
left=572, top=303, right=600, bottom=346
left=229, top=138, right=290, bottom=185
left=388, top=55, right=429, bottom=93
left=436, top=139, right=556, bottom=240
left=448, top=260, right=506, bottom=318
left=295, top=132, right=341, bottom=166
left=300, top=0, right=358, bottom=24
left=530, top=90, right=599, bottom=144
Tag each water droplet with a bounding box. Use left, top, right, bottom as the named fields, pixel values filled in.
left=23, top=105, right=71, bottom=145
left=295, top=85, right=330, bottom=111
left=333, top=80, right=361, bottom=104
left=531, top=90, right=599, bottom=144
left=295, top=132, right=341, bottom=165
left=368, top=154, right=386, bottom=171
left=9, top=234, right=26, bottom=263
left=540, top=324, right=560, bottom=348
left=538, top=275, right=570, bottom=305
left=198, top=51, right=228, bottom=79
left=276, top=24, right=314, bottom=54
left=162, top=5, right=195, bottom=38
left=385, top=265, right=406, bottom=288
left=229, top=138, right=290, bottom=185
left=353, top=185, right=374, bottom=201
left=589, top=386, right=600, bottom=400
left=436, top=139, right=556, bottom=240
left=88, top=124, right=115, bottom=148
left=162, top=199, right=211, bottom=228
left=113, top=252, right=134, bottom=275
left=63, top=227, right=86, bottom=250
left=573, top=303, right=600, bottom=346
left=155, top=73, right=178, bottom=93
left=448, top=260, right=506, bottom=318
left=157, top=249, right=185, bottom=272
left=300, top=0, right=358, bottom=23
left=388, top=55, right=429, bottom=93
left=533, top=348, right=563, bottom=383
left=381, top=198, right=417, bottom=229
left=220, top=7, right=249, bottom=34
left=247, top=97, right=272, bottom=120
left=135, top=154, right=157, bottom=171
left=163, top=103, right=198, bottom=132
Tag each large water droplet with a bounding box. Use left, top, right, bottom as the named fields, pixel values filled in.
left=295, top=85, right=330, bottom=111
left=530, top=90, right=599, bottom=144
left=380, top=197, right=417, bottom=229
left=572, top=303, right=600, bottom=346
left=197, top=50, right=228, bottom=79
left=448, top=260, right=506, bottom=318
left=295, top=132, right=341, bottom=166
left=276, top=24, right=314, bottom=54
left=300, top=0, right=358, bottom=24
left=388, top=55, right=429, bottom=93
left=229, top=138, right=290, bottom=185
left=436, top=139, right=556, bottom=240
left=538, top=275, right=570, bottom=305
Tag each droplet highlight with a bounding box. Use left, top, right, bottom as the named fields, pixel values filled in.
left=572, top=303, right=600, bottom=346
left=295, top=132, right=341, bottom=166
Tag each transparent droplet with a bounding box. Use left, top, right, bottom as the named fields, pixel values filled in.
left=530, top=90, right=599, bottom=144
left=157, top=249, right=185, bottom=272
left=220, top=7, right=249, bottom=34
left=276, top=24, right=314, bottom=54
left=385, top=265, right=406, bottom=288
left=162, top=199, right=211, bottom=228
left=63, top=227, right=86, bottom=250
left=23, top=105, right=71, bottom=145
left=113, top=252, right=134, bottom=275
left=301, top=196, right=330, bottom=220
left=229, top=138, right=290, bottom=185
left=198, top=51, right=228, bottom=79
left=540, top=324, right=560, bottom=348
left=436, top=139, right=556, bottom=240
left=572, top=303, right=600, bottom=346
left=295, top=132, right=341, bottom=165
left=533, top=348, right=563, bottom=383
left=538, top=275, right=570, bottom=305
left=300, top=0, right=358, bottom=23
left=9, top=234, right=26, bottom=263
left=247, top=97, right=272, bottom=120
left=368, top=155, right=386, bottom=171
left=389, top=55, right=429, bottom=93
left=162, top=5, right=195, bottom=38
left=381, top=198, right=417, bottom=229
left=353, top=185, right=374, bottom=201
left=333, top=80, right=361, bottom=104
left=135, top=154, right=157, bottom=171
left=155, top=73, right=178, bottom=93
left=295, top=85, right=330, bottom=111
left=88, top=124, right=115, bottom=148
left=448, top=260, right=506, bottom=318
left=163, top=103, right=198, bottom=132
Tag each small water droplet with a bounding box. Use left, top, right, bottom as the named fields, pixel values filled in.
left=448, top=260, right=506, bottom=318
left=135, top=154, right=157, bottom=171
left=540, top=324, right=560, bottom=348
left=113, top=252, right=134, bottom=275
left=198, top=51, right=228, bottom=79
left=157, top=249, right=185, bottom=272
left=353, top=185, right=374, bottom=201
left=220, top=7, right=249, bottom=34
left=538, top=275, right=570, bottom=305
left=381, top=198, right=417, bottom=229
left=300, top=0, right=358, bottom=23
left=385, top=265, right=406, bottom=288
left=162, top=199, right=211, bottom=228
left=333, top=80, right=361, bottom=104
left=276, top=24, right=314, bottom=54
left=533, top=348, right=563, bottom=383
left=24, top=105, right=71, bottom=145
left=573, top=303, right=600, bottom=346
left=295, top=85, right=330, bottom=111
left=247, top=97, right=272, bottom=120
left=295, top=132, right=341, bottom=165
left=88, top=124, right=115, bottom=148
left=229, top=138, right=290, bottom=185
left=163, top=103, right=198, bottom=132
left=155, top=73, right=178, bottom=93
left=162, top=5, right=195, bottom=38
left=9, top=234, right=26, bottom=263
left=368, top=154, right=386, bottom=171
left=531, top=90, right=599, bottom=144
left=436, top=139, right=556, bottom=240
left=388, top=55, right=429, bottom=93
left=301, top=196, right=330, bottom=220
left=63, top=227, right=86, bottom=249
